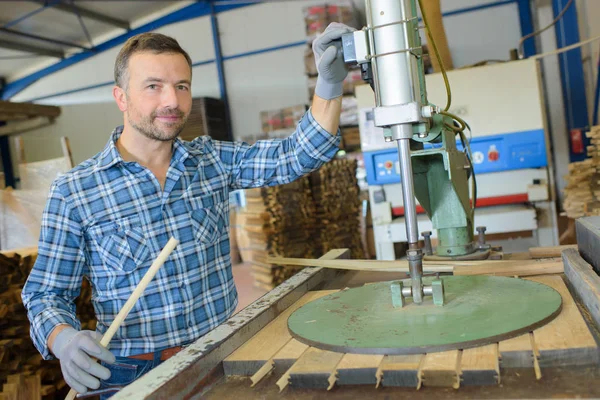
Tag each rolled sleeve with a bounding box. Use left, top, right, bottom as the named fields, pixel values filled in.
left=296, top=108, right=342, bottom=165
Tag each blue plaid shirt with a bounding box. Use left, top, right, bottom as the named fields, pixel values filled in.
left=22, top=110, right=340, bottom=359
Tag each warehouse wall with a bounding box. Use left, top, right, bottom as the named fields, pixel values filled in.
left=12, top=0, right=527, bottom=165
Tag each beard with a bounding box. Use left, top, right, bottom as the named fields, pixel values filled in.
left=128, top=107, right=189, bottom=142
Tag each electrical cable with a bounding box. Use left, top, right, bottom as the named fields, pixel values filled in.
left=417, top=0, right=477, bottom=216
left=518, top=0, right=574, bottom=59
left=416, top=0, right=451, bottom=111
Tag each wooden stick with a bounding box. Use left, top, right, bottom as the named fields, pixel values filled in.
left=65, top=237, right=179, bottom=400
left=453, top=261, right=563, bottom=276
left=268, top=256, right=563, bottom=276
left=529, top=245, right=577, bottom=259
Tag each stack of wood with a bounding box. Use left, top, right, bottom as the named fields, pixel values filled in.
left=563, top=126, right=600, bottom=218
left=239, top=178, right=316, bottom=290
left=309, top=158, right=363, bottom=259
left=0, top=249, right=96, bottom=399
left=179, top=97, right=230, bottom=142
left=237, top=158, right=363, bottom=290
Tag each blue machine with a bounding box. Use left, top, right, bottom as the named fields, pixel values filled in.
left=364, top=129, right=548, bottom=186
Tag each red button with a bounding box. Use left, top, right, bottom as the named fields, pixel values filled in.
left=384, top=161, right=393, bottom=170
left=488, top=146, right=499, bottom=162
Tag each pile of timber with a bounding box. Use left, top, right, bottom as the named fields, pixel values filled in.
left=563, top=125, right=600, bottom=218
left=309, top=159, right=362, bottom=259
left=0, top=249, right=96, bottom=399
left=239, top=159, right=363, bottom=290
left=239, top=178, right=316, bottom=291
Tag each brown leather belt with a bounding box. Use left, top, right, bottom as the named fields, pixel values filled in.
left=128, top=346, right=183, bottom=361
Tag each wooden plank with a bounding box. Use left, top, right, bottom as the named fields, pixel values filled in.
left=378, top=354, right=423, bottom=388
left=285, top=347, right=344, bottom=389
left=576, top=216, right=600, bottom=271
left=529, top=244, right=577, bottom=258
left=268, top=255, right=562, bottom=276
left=335, top=354, right=384, bottom=386
left=528, top=275, right=599, bottom=366
left=498, top=333, right=534, bottom=368
left=223, top=289, right=336, bottom=376
left=460, top=344, right=500, bottom=386
left=1, top=383, right=19, bottom=400
left=562, top=248, right=600, bottom=329
left=0, top=101, right=60, bottom=118
left=60, top=137, right=74, bottom=169
left=418, top=350, right=461, bottom=389
left=272, top=339, right=309, bottom=375
left=454, top=260, right=563, bottom=277
left=24, top=375, right=41, bottom=400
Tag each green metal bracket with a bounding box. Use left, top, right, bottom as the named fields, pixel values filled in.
left=391, top=281, right=404, bottom=308
left=432, top=279, right=445, bottom=306
left=411, top=116, right=476, bottom=257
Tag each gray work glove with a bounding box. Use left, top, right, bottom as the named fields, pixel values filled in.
left=313, top=22, right=356, bottom=100
left=52, top=327, right=116, bottom=393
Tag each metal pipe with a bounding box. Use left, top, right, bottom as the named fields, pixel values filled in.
left=407, top=249, right=423, bottom=304
left=423, top=285, right=433, bottom=296
left=397, top=138, right=419, bottom=244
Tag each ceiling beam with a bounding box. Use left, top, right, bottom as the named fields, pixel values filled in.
left=0, top=39, right=64, bottom=58
left=38, top=1, right=130, bottom=30
left=0, top=27, right=92, bottom=51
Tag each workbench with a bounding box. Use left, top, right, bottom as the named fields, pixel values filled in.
left=111, top=220, right=600, bottom=400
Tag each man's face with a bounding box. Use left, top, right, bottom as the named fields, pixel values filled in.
left=120, top=52, right=192, bottom=141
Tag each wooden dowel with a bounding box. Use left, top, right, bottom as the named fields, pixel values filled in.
left=65, top=237, right=179, bottom=400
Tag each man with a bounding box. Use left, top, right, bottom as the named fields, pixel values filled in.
left=21, top=22, right=353, bottom=396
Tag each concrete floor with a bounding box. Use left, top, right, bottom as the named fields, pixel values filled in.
left=231, top=262, right=268, bottom=313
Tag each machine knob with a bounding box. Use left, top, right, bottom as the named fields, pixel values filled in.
left=476, top=226, right=487, bottom=247
left=422, top=231, right=433, bottom=256
left=488, top=145, right=499, bottom=162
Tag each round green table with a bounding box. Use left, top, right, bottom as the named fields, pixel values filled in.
left=288, top=276, right=562, bottom=354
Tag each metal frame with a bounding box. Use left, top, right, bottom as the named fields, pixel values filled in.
left=0, top=1, right=252, bottom=100
left=3, top=0, right=521, bottom=102
left=593, top=43, right=600, bottom=126
left=0, top=38, right=64, bottom=58
left=210, top=2, right=233, bottom=142
left=552, top=0, right=590, bottom=162
left=35, top=1, right=131, bottom=31
left=0, top=27, right=92, bottom=51
left=23, top=41, right=308, bottom=103
left=516, top=0, right=537, bottom=57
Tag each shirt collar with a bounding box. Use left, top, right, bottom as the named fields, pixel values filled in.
left=97, top=126, right=203, bottom=170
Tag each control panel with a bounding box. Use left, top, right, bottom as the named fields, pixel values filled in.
left=364, top=129, right=547, bottom=185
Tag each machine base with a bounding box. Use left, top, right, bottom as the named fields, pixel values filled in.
left=424, top=248, right=492, bottom=261
left=288, top=276, right=562, bottom=354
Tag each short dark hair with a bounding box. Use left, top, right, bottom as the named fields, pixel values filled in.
left=114, top=33, right=192, bottom=89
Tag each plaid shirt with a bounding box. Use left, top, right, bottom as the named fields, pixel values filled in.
left=22, top=110, right=340, bottom=359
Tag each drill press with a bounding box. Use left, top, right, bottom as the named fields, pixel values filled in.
left=286, top=0, right=563, bottom=355
left=342, top=0, right=476, bottom=305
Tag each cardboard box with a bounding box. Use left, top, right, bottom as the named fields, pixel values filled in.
left=282, top=105, right=308, bottom=129
left=304, top=2, right=360, bottom=39
left=305, top=46, right=318, bottom=76
left=260, top=109, right=283, bottom=134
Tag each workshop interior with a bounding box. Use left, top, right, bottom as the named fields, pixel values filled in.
left=2, top=0, right=600, bottom=398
